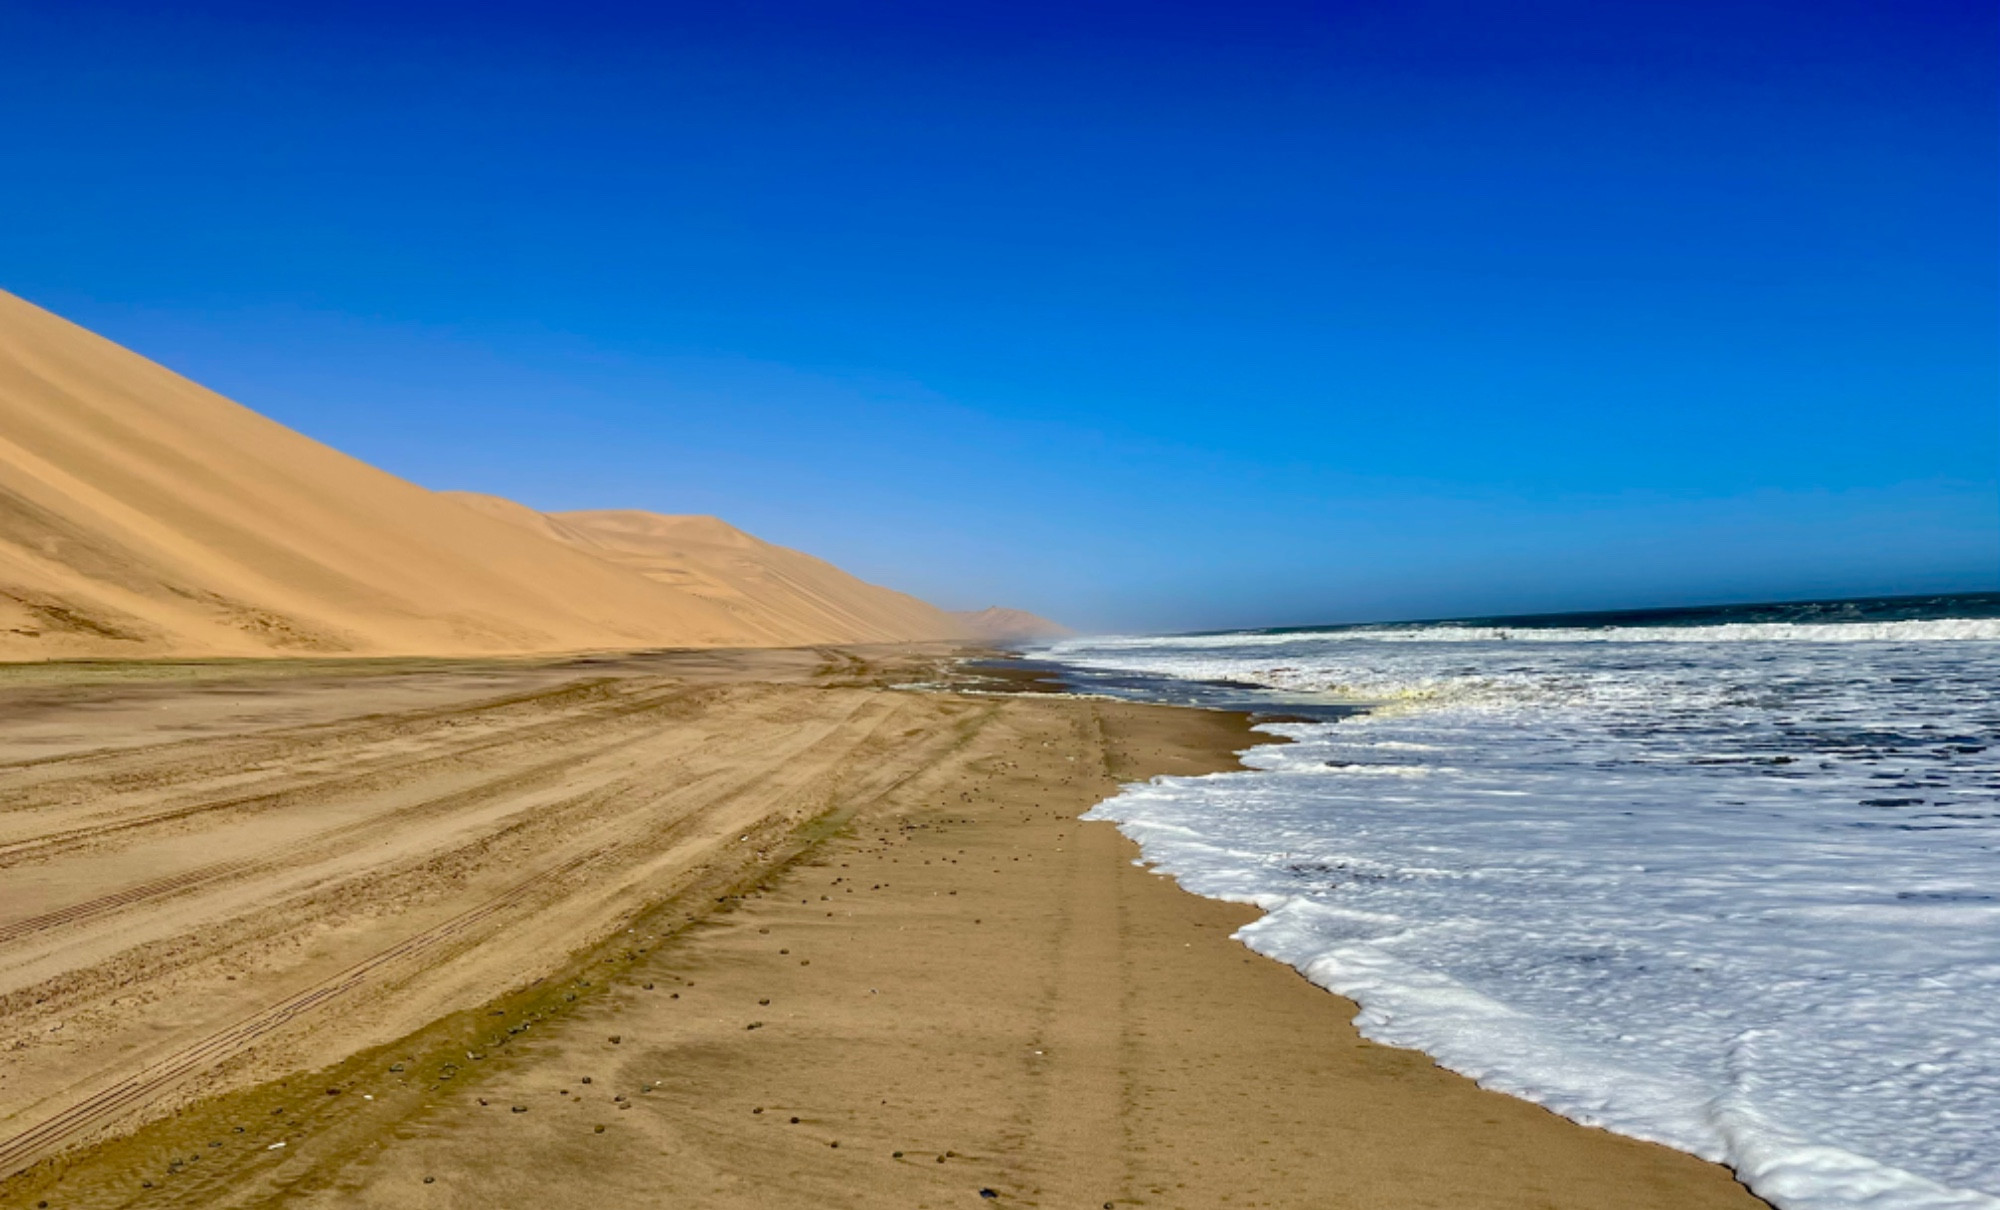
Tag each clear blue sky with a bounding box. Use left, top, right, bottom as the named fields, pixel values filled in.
left=3, top=0, right=1993, bottom=632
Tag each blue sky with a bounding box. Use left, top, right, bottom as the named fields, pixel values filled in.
left=2, top=0, right=1993, bottom=632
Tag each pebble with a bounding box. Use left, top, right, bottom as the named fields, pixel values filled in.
left=607, top=1035, right=622, bottom=1044
left=511, top=1106, right=528, bottom=1113
left=594, top=1125, right=606, bottom=1134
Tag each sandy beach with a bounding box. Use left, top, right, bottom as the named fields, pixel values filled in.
left=0, top=648, right=1765, bottom=1209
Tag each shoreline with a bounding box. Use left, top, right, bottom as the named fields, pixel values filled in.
left=1, top=650, right=1765, bottom=1207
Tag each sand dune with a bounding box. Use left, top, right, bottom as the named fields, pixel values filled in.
left=0, top=290, right=765, bottom=659
left=0, top=290, right=1057, bottom=659
left=950, top=605, right=1073, bottom=643
left=444, top=494, right=971, bottom=646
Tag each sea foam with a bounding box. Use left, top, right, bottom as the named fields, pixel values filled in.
left=1047, top=615, right=2000, bottom=1210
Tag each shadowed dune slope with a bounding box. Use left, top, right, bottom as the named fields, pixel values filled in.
left=443, top=492, right=974, bottom=646
left=0, top=290, right=775, bottom=660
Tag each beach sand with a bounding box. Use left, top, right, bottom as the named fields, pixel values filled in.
left=0, top=649, right=1765, bottom=1208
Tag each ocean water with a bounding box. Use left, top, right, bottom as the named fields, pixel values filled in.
left=1036, top=595, right=2000, bottom=1210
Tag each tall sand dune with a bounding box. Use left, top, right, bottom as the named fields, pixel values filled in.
left=442, top=493, right=972, bottom=646
left=0, top=290, right=976, bottom=660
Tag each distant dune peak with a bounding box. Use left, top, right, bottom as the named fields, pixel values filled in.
left=952, top=606, right=1075, bottom=643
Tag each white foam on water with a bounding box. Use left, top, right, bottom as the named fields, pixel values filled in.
left=1049, top=621, right=2000, bottom=1210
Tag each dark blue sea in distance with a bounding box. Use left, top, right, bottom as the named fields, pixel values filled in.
left=1248, top=590, right=2000, bottom=637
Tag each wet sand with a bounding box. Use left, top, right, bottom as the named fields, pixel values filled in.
left=1, top=649, right=1765, bottom=1208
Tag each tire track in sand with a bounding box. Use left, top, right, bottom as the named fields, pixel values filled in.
left=0, top=682, right=707, bottom=865
left=0, top=688, right=937, bottom=1178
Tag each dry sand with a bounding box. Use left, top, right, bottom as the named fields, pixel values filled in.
left=0, top=650, right=1766, bottom=1209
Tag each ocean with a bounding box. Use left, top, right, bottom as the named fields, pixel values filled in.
left=1031, top=594, right=2000, bottom=1210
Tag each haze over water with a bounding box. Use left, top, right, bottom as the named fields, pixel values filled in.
left=1040, top=595, right=2000, bottom=1210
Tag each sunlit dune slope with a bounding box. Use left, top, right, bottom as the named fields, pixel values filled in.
left=0, top=289, right=764, bottom=659
left=443, top=493, right=972, bottom=646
